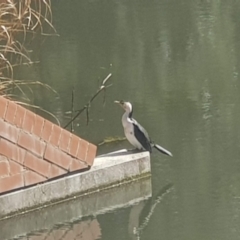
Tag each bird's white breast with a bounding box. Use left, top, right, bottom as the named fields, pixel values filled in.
left=122, top=113, right=143, bottom=150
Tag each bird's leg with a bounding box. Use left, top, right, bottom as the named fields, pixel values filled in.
left=127, top=148, right=143, bottom=153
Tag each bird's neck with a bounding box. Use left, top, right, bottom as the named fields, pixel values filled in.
left=125, top=109, right=133, bottom=119
left=122, top=110, right=133, bottom=127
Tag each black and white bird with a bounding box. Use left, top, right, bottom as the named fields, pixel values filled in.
left=114, top=100, right=172, bottom=157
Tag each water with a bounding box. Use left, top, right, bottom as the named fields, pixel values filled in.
left=5, top=0, right=240, bottom=239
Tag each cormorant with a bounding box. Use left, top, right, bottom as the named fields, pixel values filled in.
left=114, top=100, right=172, bottom=156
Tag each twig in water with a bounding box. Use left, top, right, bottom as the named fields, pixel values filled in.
left=64, top=73, right=112, bottom=129
left=133, top=183, right=174, bottom=239
left=71, top=88, right=74, bottom=132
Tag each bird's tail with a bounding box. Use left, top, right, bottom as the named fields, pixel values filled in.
left=153, top=144, right=173, bottom=157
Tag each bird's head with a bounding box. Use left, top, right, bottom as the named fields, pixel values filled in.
left=114, top=100, right=133, bottom=113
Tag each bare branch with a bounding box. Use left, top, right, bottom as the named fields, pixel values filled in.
left=71, top=88, right=74, bottom=132
left=64, top=73, right=112, bottom=129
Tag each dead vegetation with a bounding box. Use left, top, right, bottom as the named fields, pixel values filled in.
left=0, top=0, right=56, bottom=98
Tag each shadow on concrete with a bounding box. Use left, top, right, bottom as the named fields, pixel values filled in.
left=97, top=149, right=146, bottom=158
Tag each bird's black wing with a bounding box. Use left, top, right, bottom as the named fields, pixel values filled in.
left=132, top=119, right=152, bottom=152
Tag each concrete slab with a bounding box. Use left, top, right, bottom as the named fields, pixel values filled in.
left=0, top=176, right=151, bottom=240
left=0, top=150, right=150, bottom=219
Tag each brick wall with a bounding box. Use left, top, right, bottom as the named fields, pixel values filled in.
left=0, top=96, right=97, bottom=194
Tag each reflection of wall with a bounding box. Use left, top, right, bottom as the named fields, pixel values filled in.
left=29, top=218, right=101, bottom=240
left=0, top=176, right=151, bottom=240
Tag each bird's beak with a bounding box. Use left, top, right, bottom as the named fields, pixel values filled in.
left=114, top=100, right=124, bottom=110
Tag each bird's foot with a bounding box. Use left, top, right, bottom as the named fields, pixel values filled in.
left=127, top=148, right=143, bottom=153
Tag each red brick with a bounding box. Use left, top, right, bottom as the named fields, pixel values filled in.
left=9, top=160, right=24, bottom=175
left=59, top=129, right=71, bottom=153
left=77, top=139, right=89, bottom=162
left=49, top=164, right=67, bottom=178
left=0, top=159, right=9, bottom=177
left=32, top=115, right=44, bottom=137
left=24, top=170, right=46, bottom=186
left=22, top=110, right=36, bottom=133
left=0, top=119, right=20, bottom=143
left=0, top=96, right=8, bottom=119
left=5, top=100, right=17, bottom=124
left=85, top=143, right=97, bottom=166
left=0, top=139, right=26, bottom=165
left=24, top=152, right=50, bottom=178
left=18, top=131, right=46, bottom=157
left=41, top=120, right=53, bottom=142
left=12, top=145, right=26, bottom=165
left=69, top=134, right=80, bottom=157
left=14, top=105, right=26, bottom=128
left=0, top=138, right=13, bottom=159
left=44, top=144, right=71, bottom=170
left=70, top=158, right=88, bottom=172
left=0, top=173, right=24, bottom=193
left=49, top=124, right=62, bottom=146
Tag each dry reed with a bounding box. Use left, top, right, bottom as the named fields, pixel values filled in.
left=0, top=0, right=56, bottom=97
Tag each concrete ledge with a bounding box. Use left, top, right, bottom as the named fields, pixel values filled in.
left=0, top=150, right=150, bottom=219
left=0, top=176, right=151, bottom=240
